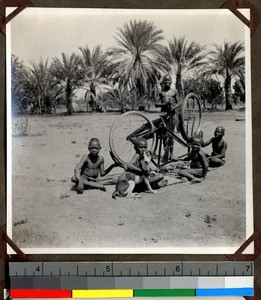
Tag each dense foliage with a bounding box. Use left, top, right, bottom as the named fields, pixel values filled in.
left=11, top=21, right=245, bottom=115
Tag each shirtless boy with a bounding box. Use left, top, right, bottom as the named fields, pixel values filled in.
left=202, top=126, right=227, bottom=167
left=178, top=136, right=208, bottom=184
left=126, top=138, right=166, bottom=190
left=155, top=75, right=180, bottom=163
left=71, top=138, right=116, bottom=193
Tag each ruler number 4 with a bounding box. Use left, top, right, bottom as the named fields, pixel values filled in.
left=36, top=266, right=40, bottom=272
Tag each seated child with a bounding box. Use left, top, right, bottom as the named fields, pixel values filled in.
left=202, top=126, right=227, bottom=167
left=178, top=135, right=208, bottom=184
left=126, top=138, right=166, bottom=191
left=71, top=138, right=117, bottom=193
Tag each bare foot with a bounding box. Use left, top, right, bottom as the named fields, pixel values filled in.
left=99, top=185, right=106, bottom=192
left=190, top=178, right=202, bottom=184
left=157, top=179, right=168, bottom=187
left=148, top=189, right=157, bottom=194
left=77, top=187, right=84, bottom=194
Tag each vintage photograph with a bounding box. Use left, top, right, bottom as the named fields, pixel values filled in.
left=6, top=8, right=252, bottom=254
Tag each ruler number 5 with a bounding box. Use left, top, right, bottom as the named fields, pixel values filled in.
left=106, top=266, right=111, bottom=272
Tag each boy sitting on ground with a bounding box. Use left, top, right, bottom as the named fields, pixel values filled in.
left=71, top=138, right=117, bottom=193
left=125, top=138, right=167, bottom=191
left=202, top=126, right=227, bottom=167
left=177, top=135, right=208, bottom=184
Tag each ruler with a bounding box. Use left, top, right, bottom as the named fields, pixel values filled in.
left=8, top=261, right=254, bottom=298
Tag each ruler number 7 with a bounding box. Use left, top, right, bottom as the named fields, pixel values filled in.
left=246, top=265, right=251, bottom=272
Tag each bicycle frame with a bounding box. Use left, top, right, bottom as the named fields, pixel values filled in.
left=109, top=93, right=201, bottom=168
left=151, top=124, right=189, bottom=169
left=126, top=115, right=189, bottom=169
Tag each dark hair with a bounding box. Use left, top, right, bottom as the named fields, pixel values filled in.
left=89, top=138, right=100, bottom=146
left=215, top=126, right=225, bottom=133
left=190, top=135, right=202, bottom=145
left=134, top=138, right=147, bottom=147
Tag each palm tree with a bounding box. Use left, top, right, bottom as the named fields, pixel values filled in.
left=165, top=37, right=206, bottom=98
left=233, top=69, right=245, bottom=104
left=79, top=45, right=111, bottom=110
left=103, top=84, right=131, bottom=113
left=51, top=53, right=85, bottom=114
left=109, top=20, right=168, bottom=101
left=29, top=59, right=63, bottom=114
left=205, top=41, right=245, bottom=110
left=11, top=55, right=32, bottom=114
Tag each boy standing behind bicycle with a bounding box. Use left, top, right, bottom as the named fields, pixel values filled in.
left=155, top=74, right=181, bottom=163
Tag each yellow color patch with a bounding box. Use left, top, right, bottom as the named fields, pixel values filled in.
left=72, top=289, right=133, bottom=298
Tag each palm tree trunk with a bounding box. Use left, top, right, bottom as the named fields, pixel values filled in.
left=38, top=95, right=42, bottom=115
left=175, top=71, right=183, bottom=98
left=224, top=70, right=233, bottom=110
left=66, top=79, right=74, bottom=115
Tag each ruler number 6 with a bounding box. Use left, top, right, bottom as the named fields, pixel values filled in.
left=175, top=266, right=181, bottom=272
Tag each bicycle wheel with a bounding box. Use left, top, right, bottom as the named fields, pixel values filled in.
left=109, top=111, right=156, bottom=165
left=179, top=93, right=202, bottom=142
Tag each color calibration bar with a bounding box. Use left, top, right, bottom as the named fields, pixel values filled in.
left=8, top=261, right=254, bottom=298
left=10, top=287, right=254, bottom=298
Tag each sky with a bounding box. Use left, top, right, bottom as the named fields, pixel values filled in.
left=7, top=8, right=249, bottom=67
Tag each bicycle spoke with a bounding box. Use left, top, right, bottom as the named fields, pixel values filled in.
left=180, top=93, right=202, bottom=141
left=109, top=111, right=156, bottom=165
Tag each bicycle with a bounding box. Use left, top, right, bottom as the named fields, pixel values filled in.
left=109, top=93, right=202, bottom=169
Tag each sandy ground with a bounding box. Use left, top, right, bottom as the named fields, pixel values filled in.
left=10, top=110, right=248, bottom=253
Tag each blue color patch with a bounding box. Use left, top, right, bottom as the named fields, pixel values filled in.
left=196, top=288, right=254, bottom=296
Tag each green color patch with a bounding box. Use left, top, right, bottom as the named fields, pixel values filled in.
left=134, top=289, right=196, bottom=297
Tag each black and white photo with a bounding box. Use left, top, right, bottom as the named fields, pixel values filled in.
left=6, top=8, right=253, bottom=254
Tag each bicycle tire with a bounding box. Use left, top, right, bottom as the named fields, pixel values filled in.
left=179, top=93, right=202, bottom=142
left=109, top=111, right=156, bottom=165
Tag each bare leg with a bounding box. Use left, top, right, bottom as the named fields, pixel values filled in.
left=178, top=168, right=203, bottom=181
left=134, top=174, right=165, bottom=192
left=71, top=175, right=106, bottom=192
left=71, top=175, right=78, bottom=183
left=71, top=175, right=84, bottom=193
left=169, top=137, right=174, bottom=160
left=162, top=136, right=170, bottom=163
left=99, top=175, right=119, bottom=185
left=144, top=178, right=156, bottom=193
left=148, top=174, right=164, bottom=185
left=209, top=158, right=225, bottom=167
left=149, top=174, right=167, bottom=188
left=81, top=178, right=106, bottom=191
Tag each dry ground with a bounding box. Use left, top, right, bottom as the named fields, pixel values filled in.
left=10, top=110, right=249, bottom=253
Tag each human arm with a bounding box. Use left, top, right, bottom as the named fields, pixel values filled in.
left=102, top=161, right=119, bottom=176
left=171, top=92, right=182, bottom=110
left=99, top=156, right=106, bottom=176
left=74, top=156, right=88, bottom=187
left=183, top=153, right=192, bottom=162
left=202, top=138, right=213, bottom=147
left=125, top=154, right=144, bottom=176
left=199, top=150, right=208, bottom=179
left=208, top=141, right=227, bottom=160
left=155, top=92, right=168, bottom=109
